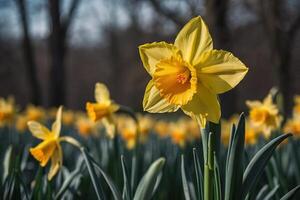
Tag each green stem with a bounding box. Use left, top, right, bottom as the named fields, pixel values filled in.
left=117, top=105, right=140, bottom=191
left=201, top=127, right=214, bottom=200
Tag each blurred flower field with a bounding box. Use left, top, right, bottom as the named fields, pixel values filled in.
left=1, top=16, right=300, bottom=200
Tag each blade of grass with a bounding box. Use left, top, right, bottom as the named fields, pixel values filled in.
left=133, top=158, right=165, bottom=200
left=121, top=155, right=132, bottom=200
left=280, top=185, right=300, bottom=200
left=263, top=185, right=279, bottom=200
left=181, top=155, right=191, bottom=200
left=214, top=153, right=222, bottom=200
left=55, top=158, right=85, bottom=200
left=81, top=147, right=105, bottom=200
left=225, top=114, right=245, bottom=200
left=256, top=185, right=268, bottom=200
left=241, top=133, right=292, bottom=199
left=193, top=148, right=203, bottom=200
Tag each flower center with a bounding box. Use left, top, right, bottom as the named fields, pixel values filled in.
left=176, top=68, right=191, bottom=84
left=30, top=139, right=57, bottom=167
left=86, top=102, right=110, bottom=122
left=153, top=55, right=197, bottom=105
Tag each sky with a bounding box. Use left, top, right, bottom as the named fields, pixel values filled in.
left=0, top=0, right=258, bottom=47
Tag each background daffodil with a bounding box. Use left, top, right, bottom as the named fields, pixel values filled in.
left=246, top=94, right=282, bottom=138
left=86, top=82, right=119, bottom=138
left=139, top=16, right=248, bottom=126
left=28, top=106, right=81, bottom=180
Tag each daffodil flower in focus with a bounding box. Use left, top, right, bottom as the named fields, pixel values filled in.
left=246, top=94, right=282, bottom=138
left=86, top=83, right=119, bottom=138
left=139, top=16, right=248, bottom=127
left=29, top=106, right=81, bottom=180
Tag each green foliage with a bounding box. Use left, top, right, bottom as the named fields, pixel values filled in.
left=180, top=114, right=298, bottom=200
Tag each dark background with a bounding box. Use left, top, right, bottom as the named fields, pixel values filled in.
left=0, top=0, right=299, bottom=117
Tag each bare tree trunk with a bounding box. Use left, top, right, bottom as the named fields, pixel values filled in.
left=16, top=0, right=41, bottom=105
left=108, top=29, right=123, bottom=100
left=48, top=0, right=81, bottom=107
left=48, top=0, right=66, bottom=106
left=260, top=0, right=300, bottom=115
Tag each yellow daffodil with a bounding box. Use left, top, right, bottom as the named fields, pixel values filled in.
left=284, top=117, right=300, bottom=138
left=293, top=95, right=300, bottom=118
left=62, top=110, right=75, bottom=126
left=246, top=94, right=282, bottom=138
left=28, top=106, right=81, bottom=180
left=221, top=119, right=231, bottom=146
left=15, top=115, right=28, bottom=132
left=138, top=114, right=153, bottom=142
left=0, top=97, right=16, bottom=126
left=245, top=119, right=258, bottom=145
left=139, top=16, right=248, bottom=127
left=169, top=122, right=188, bottom=147
left=75, top=115, right=98, bottom=137
left=183, top=118, right=201, bottom=141
left=25, top=105, right=46, bottom=121
left=86, top=83, right=119, bottom=138
left=154, top=120, right=170, bottom=138
left=118, top=117, right=137, bottom=149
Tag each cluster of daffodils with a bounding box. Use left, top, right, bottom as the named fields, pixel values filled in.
left=117, top=115, right=200, bottom=149
left=2, top=16, right=300, bottom=185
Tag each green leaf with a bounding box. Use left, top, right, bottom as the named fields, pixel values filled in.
left=131, top=156, right=138, bottom=192
left=224, top=114, right=245, bottom=200
left=133, top=157, right=165, bottom=200
left=151, top=171, right=163, bottom=199
left=92, top=159, right=122, bottom=200
left=256, top=185, right=269, bottom=200
left=31, top=167, right=43, bottom=200
left=81, top=147, right=105, bottom=200
left=263, top=185, right=279, bottom=200
left=2, top=145, right=13, bottom=184
left=280, top=185, right=300, bottom=200
left=241, top=133, right=292, bottom=199
left=226, top=124, right=236, bottom=174
left=121, top=155, right=132, bottom=200
left=193, top=148, right=203, bottom=200
left=55, top=157, right=85, bottom=200
left=214, top=153, right=222, bottom=200
left=181, top=155, right=191, bottom=200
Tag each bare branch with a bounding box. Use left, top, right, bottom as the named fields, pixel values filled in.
left=62, top=0, right=81, bottom=31
left=149, top=0, right=184, bottom=27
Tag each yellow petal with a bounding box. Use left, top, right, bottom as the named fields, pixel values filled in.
left=86, top=102, right=111, bottom=122
left=153, top=55, right=197, bottom=105
left=175, top=16, right=213, bottom=65
left=182, top=84, right=220, bottom=123
left=30, top=139, right=57, bottom=167
left=139, top=42, right=179, bottom=76
left=263, top=94, right=273, bottom=105
left=143, top=80, right=180, bottom=113
left=48, top=145, right=62, bottom=180
left=52, top=106, right=63, bottom=138
left=246, top=100, right=262, bottom=108
left=95, top=83, right=111, bottom=104
left=28, top=121, right=51, bottom=140
left=196, top=50, right=248, bottom=94
left=102, top=116, right=116, bottom=139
